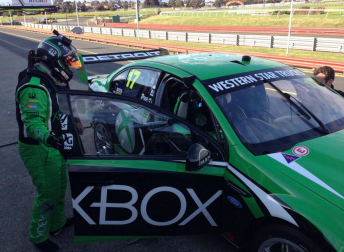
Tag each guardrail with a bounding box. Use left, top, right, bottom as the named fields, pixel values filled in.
left=160, top=8, right=344, bottom=18
left=2, top=24, right=343, bottom=73
left=23, top=22, right=344, bottom=54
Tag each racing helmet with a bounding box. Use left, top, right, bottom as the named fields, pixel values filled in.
left=37, top=30, right=83, bottom=83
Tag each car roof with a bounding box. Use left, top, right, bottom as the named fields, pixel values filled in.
left=133, top=52, right=287, bottom=81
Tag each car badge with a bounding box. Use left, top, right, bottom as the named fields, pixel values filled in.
left=292, top=146, right=309, bottom=156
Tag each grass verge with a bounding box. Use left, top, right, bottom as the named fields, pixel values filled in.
left=140, top=14, right=344, bottom=27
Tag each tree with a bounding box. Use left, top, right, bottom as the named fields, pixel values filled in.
left=123, top=1, right=129, bottom=9
left=53, top=0, right=63, bottom=6
left=142, top=0, right=150, bottom=7
left=168, top=0, right=176, bottom=6
left=214, top=0, right=221, bottom=7
left=95, top=5, right=105, bottom=10
left=80, top=3, right=88, bottom=11
left=175, top=0, right=184, bottom=6
left=150, top=0, right=160, bottom=6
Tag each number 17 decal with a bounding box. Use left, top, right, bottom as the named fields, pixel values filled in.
left=126, top=70, right=141, bottom=89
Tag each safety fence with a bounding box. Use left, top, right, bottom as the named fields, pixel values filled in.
left=3, top=24, right=344, bottom=73
left=23, top=22, right=344, bottom=54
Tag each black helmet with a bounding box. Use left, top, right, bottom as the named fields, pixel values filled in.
left=37, top=30, right=82, bottom=83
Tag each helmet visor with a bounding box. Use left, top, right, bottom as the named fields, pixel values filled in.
left=64, top=54, right=82, bottom=69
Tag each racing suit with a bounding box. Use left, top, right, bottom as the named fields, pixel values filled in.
left=15, top=68, right=67, bottom=244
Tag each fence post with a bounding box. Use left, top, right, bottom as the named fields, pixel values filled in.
left=149, top=30, right=151, bottom=39
left=100, top=27, right=102, bottom=34
left=313, top=37, right=317, bottom=51
left=134, top=29, right=136, bottom=38
left=121, top=29, right=124, bottom=37
left=270, top=36, right=274, bottom=48
left=186, top=32, right=188, bottom=42
left=209, top=33, right=211, bottom=44
left=236, top=34, right=239, bottom=46
left=166, top=31, right=168, bottom=40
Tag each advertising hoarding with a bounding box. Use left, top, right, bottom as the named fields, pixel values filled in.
left=11, top=0, right=52, bottom=6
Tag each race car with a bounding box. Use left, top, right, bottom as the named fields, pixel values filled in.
left=59, top=49, right=344, bottom=252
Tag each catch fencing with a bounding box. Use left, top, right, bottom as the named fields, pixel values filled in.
left=23, top=22, right=344, bottom=53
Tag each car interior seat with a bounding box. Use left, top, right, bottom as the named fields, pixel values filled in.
left=115, top=110, right=145, bottom=155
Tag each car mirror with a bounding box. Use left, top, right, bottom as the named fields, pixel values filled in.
left=185, top=143, right=211, bottom=171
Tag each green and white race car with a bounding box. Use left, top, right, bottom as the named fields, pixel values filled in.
left=60, top=49, right=344, bottom=251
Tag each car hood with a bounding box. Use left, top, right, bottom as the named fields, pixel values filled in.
left=267, top=129, right=344, bottom=210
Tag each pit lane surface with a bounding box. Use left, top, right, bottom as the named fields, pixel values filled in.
left=0, top=28, right=234, bottom=252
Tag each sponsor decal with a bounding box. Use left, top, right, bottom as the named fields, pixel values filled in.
left=204, top=67, right=306, bottom=96
left=115, top=87, right=122, bottom=94
left=26, top=111, right=39, bottom=118
left=199, top=149, right=210, bottom=166
left=292, top=146, right=309, bottom=156
left=224, top=231, right=236, bottom=242
left=227, top=196, right=242, bottom=208
left=227, top=165, right=299, bottom=226
left=34, top=129, right=44, bottom=140
left=61, top=44, right=70, bottom=53
left=282, top=153, right=300, bottom=164
left=127, top=70, right=141, bottom=89
left=82, top=51, right=161, bottom=63
left=60, top=114, right=68, bottom=130
left=27, top=104, right=38, bottom=109
left=48, top=48, right=57, bottom=57
left=28, top=93, right=36, bottom=99
left=61, top=70, right=69, bottom=80
left=73, top=185, right=222, bottom=226
left=36, top=214, right=48, bottom=238
left=26, top=99, right=39, bottom=103
left=40, top=202, right=55, bottom=214
left=269, top=153, right=344, bottom=200
left=63, top=133, right=73, bottom=150
left=53, top=111, right=61, bottom=122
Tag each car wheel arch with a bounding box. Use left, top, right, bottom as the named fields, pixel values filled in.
left=239, top=215, right=336, bottom=252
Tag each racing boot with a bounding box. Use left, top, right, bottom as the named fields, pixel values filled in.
left=49, top=218, right=74, bottom=236
left=34, top=239, right=59, bottom=252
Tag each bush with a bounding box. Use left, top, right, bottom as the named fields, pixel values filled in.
left=312, top=6, right=325, bottom=15
left=294, top=6, right=310, bottom=15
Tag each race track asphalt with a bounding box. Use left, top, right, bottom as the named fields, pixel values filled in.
left=0, top=28, right=234, bottom=252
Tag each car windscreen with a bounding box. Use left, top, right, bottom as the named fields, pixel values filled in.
left=204, top=67, right=344, bottom=155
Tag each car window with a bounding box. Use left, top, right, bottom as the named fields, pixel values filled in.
left=110, top=68, right=160, bottom=104
left=110, top=70, right=128, bottom=94
left=214, top=70, right=344, bottom=155
left=70, top=95, right=219, bottom=157
left=159, top=77, right=216, bottom=139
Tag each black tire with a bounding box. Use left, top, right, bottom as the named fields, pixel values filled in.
left=248, top=225, right=322, bottom=252
left=94, top=123, right=114, bottom=155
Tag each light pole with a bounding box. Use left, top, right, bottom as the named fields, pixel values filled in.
left=75, top=0, right=80, bottom=26
left=135, top=0, right=140, bottom=41
left=286, top=0, right=294, bottom=57
left=7, top=2, right=12, bottom=26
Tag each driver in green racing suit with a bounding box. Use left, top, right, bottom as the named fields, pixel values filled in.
left=15, top=30, right=83, bottom=252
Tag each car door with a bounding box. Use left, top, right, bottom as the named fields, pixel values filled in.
left=57, top=90, right=228, bottom=243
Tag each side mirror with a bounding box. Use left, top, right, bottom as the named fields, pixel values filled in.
left=185, top=143, right=211, bottom=171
